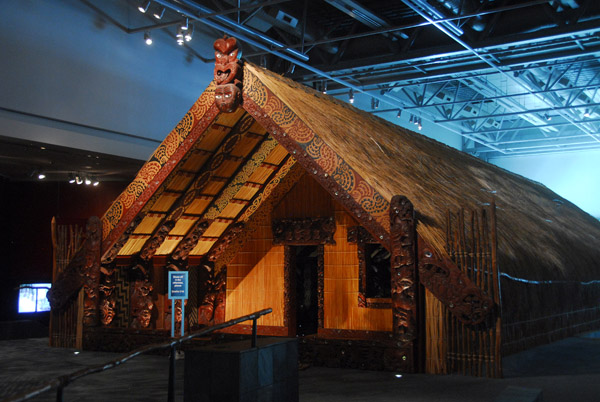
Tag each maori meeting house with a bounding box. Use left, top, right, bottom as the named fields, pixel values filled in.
left=48, top=38, right=600, bottom=377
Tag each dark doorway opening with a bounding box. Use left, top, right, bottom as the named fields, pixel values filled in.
left=292, top=245, right=319, bottom=336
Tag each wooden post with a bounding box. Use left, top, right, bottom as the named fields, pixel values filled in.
left=389, top=195, right=418, bottom=372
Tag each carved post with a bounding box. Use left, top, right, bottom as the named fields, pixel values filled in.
left=82, top=216, right=102, bottom=327
left=389, top=195, right=418, bottom=370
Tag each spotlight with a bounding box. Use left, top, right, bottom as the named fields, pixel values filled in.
left=138, top=1, right=150, bottom=13
left=38, top=173, right=46, bottom=180
left=93, top=179, right=100, bottom=186
left=370, top=98, right=379, bottom=110
left=181, top=18, right=189, bottom=31
left=545, top=113, right=551, bottom=121
left=144, top=31, right=152, bottom=45
left=184, top=25, right=193, bottom=42
left=84, top=177, right=92, bottom=185
left=322, top=81, right=327, bottom=94
left=153, top=7, right=165, bottom=19
left=75, top=175, right=83, bottom=185
left=397, top=109, right=402, bottom=118
left=349, top=89, right=354, bottom=104
left=583, top=108, right=591, bottom=118
left=68, top=173, right=76, bottom=184
left=418, top=118, right=422, bottom=131
left=409, top=114, right=414, bottom=124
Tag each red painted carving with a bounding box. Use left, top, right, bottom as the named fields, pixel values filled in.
left=167, top=220, right=210, bottom=270
left=130, top=279, right=154, bottom=329
left=102, top=215, right=143, bottom=264
left=272, top=217, right=336, bottom=245
left=197, top=263, right=226, bottom=325
left=207, top=222, right=245, bottom=262
left=139, top=221, right=175, bottom=262
left=99, top=262, right=117, bottom=326
left=214, top=36, right=243, bottom=112
left=418, top=238, right=495, bottom=326
left=389, top=196, right=417, bottom=344
left=47, top=217, right=102, bottom=317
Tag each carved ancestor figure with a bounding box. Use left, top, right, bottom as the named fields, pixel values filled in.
left=197, top=262, right=226, bottom=325
left=130, top=278, right=154, bottom=329
left=390, top=195, right=417, bottom=343
left=99, top=262, right=117, bottom=326
left=213, top=36, right=243, bottom=112
left=166, top=220, right=210, bottom=271
left=164, top=299, right=188, bottom=333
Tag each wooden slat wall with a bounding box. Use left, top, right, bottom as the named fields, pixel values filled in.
left=323, top=207, right=393, bottom=331
left=425, top=206, right=502, bottom=377
left=226, top=223, right=284, bottom=327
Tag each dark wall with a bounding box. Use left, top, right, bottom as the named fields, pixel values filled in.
left=0, top=179, right=126, bottom=321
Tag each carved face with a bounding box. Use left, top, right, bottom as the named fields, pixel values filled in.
left=138, top=309, right=152, bottom=328
left=215, top=84, right=241, bottom=113
left=214, top=36, right=240, bottom=85
left=100, top=299, right=115, bottom=325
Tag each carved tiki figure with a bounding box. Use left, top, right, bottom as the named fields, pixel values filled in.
left=213, top=35, right=243, bottom=112
left=130, top=279, right=154, bottom=329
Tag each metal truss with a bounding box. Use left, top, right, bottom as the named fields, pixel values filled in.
left=84, top=0, right=600, bottom=158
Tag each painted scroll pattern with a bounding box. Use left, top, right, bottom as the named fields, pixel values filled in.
left=100, top=82, right=217, bottom=246
left=244, top=68, right=390, bottom=231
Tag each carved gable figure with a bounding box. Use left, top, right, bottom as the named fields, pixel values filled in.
left=213, top=35, right=243, bottom=113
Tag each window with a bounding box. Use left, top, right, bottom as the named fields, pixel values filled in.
left=18, top=283, right=51, bottom=313
left=364, top=243, right=391, bottom=299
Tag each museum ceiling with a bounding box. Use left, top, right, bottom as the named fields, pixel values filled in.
left=82, top=0, right=600, bottom=160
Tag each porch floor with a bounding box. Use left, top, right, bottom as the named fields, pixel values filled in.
left=0, top=331, right=599, bottom=402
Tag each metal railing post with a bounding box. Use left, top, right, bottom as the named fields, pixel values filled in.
left=168, top=344, right=176, bottom=402
left=251, top=317, right=258, bottom=348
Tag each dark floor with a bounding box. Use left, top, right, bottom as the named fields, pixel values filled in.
left=1, top=331, right=599, bottom=402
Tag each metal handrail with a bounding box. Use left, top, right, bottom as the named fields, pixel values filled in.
left=3, top=308, right=272, bottom=402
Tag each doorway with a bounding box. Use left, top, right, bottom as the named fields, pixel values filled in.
left=291, top=245, right=319, bottom=336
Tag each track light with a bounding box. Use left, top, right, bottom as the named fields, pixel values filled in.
left=181, top=18, right=189, bottom=31
left=371, top=98, right=379, bottom=110
left=138, top=1, right=150, bottom=13
left=144, top=31, right=152, bottom=45
left=68, top=173, right=76, bottom=184
left=184, top=25, right=193, bottom=42
left=409, top=114, right=414, bottom=124
left=583, top=108, right=591, bottom=118
left=322, top=81, right=327, bottom=94
left=418, top=118, right=422, bottom=130
left=38, top=173, right=46, bottom=180
left=84, top=177, right=91, bottom=185
left=75, top=175, right=83, bottom=185
left=93, top=178, right=100, bottom=186
left=348, top=89, right=354, bottom=104
left=397, top=109, right=402, bottom=118
left=153, top=7, right=165, bottom=19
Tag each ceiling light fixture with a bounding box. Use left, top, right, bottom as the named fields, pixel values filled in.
left=583, top=108, right=591, bottom=118
left=84, top=177, right=92, bottom=185
left=38, top=173, right=46, bottom=180
left=545, top=113, right=551, bottom=121
left=93, top=178, right=100, bottom=186
left=75, top=175, right=83, bottom=185
left=144, top=31, right=152, bottom=45
left=138, top=1, right=150, bottom=13
left=418, top=118, right=423, bottom=131
left=409, top=114, right=414, bottom=124
left=68, top=173, right=76, bottom=184
left=153, top=7, right=165, bottom=19
left=397, top=109, right=402, bottom=118
left=181, top=18, right=189, bottom=31
left=184, top=25, right=193, bottom=42
left=348, top=89, right=354, bottom=104
left=322, top=81, right=327, bottom=94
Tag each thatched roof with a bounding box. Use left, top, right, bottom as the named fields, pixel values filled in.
left=100, top=62, right=600, bottom=283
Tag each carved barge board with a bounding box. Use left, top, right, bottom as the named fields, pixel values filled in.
left=418, top=237, right=495, bottom=326
left=47, top=216, right=102, bottom=320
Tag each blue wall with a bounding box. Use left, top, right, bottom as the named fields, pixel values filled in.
left=491, top=151, right=600, bottom=219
